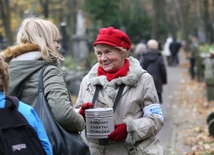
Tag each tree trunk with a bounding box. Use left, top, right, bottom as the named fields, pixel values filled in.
left=38, top=0, right=49, bottom=19
left=203, top=0, right=213, bottom=43
left=179, top=0, right=191, bottom=48
left=0, top=0, right=13, bottom=45
left=151, top=0, right=166, bottom=39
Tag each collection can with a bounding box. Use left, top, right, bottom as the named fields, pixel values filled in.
left=85, top=108, right=114, bottom=139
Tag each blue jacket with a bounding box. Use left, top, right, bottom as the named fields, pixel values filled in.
left=0, top=92, right=53, bottom=155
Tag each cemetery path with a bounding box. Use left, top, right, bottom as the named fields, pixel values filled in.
left=158, top=50, right=214, bottom=154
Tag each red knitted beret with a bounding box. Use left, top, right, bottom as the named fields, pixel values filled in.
left=93, top=27, right=131, bottom=50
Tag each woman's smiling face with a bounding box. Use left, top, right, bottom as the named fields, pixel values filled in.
left=95, top=44, right=126, bottom=73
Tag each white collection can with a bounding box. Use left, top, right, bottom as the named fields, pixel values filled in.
left=85, top=108, right=114, bottom=139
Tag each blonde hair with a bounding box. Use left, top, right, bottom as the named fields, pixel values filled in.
left=16, top=17, right=64, bottom=64
left=116, top=47, right=129, bottom=57
left=0, top=55, right=9, bottom=93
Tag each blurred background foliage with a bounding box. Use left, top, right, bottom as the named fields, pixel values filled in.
left=1, top=0, right=214, bottom=68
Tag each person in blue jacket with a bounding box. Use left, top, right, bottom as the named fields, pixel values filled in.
left=0, top=55, right=53, bottom=155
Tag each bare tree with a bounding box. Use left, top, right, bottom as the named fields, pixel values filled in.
left=163, top=0, right=191, bottom=47
left=151, top=0, right=166, bottom=39
left=202, top=0, right=214, bottom=43
left=176, top=0, right=191, bottom=46
left=38, top=0, right=49, bottom=18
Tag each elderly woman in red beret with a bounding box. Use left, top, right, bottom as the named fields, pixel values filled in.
left=75, top=27, right=165, bottom=155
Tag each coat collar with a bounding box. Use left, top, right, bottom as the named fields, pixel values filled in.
left=1, top=43, right=40, bottom=63
left=87, top=56, right=146, bottom=99
left=11, top=51, right=41, bottom=61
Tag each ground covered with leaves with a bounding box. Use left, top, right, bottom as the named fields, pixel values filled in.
left=172, top=71, right=214, bottom=155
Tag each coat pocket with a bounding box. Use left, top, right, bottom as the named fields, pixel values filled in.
left=128, top=136, right=166, bottom=155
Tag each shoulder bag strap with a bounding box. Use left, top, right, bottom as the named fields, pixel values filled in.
left=38, top=64, right=75, bottom=108
left=38, top=64, right=55, bottom=93
left=35, top=64, right=54, bottom=116
left=92, top=85, right=102, bottom=104
left=112, top=84, right=125, bottom=113
left=91, top=84, right=125, bottom=113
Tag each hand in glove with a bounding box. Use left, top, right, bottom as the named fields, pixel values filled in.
left=108, top=123, right=128, bottom=142
left=78, top=102, right=94, bottom=120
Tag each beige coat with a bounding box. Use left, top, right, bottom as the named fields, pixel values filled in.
left=75, top=56, right=164, bottom=155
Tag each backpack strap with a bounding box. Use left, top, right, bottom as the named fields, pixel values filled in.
left=92, top=84, right=125, bottom=113
left=5, top=96, right=19, bottom=109
left=0, top=96, right=28, bottom=129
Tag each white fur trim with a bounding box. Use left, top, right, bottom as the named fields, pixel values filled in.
left=87, top=57, right=146, bottom=99
left=11, top=51, right=41, bottom=61
left=123, top=117, right=136, bottom=145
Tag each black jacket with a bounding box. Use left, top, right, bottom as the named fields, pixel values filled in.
left=169, top=41, right=182, bottom=55
left=141, top=49, right=167, bottom=93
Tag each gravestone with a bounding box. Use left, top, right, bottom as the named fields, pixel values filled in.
left=65, top=10, right=89, bottom=96
left=204, top=57, right=214, bottom=101
left=72, top=10, right=89, bottom=66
